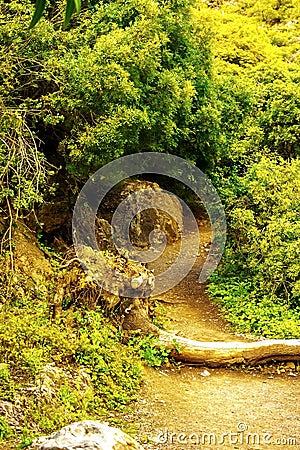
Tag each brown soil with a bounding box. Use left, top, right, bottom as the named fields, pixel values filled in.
left=149, top=220, right=240, bottom=342
left=123, top=219, right=300, bottom=450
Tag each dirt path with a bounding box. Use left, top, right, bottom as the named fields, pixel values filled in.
left=149, top=219, right=242, bottom=342
left=123, top=219, right=300, bottom=450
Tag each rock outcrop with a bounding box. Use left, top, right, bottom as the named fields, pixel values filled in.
left=100, top=179, right=182, bottom=248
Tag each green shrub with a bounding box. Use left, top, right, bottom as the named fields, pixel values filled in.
left=130, top=334, right=171, bottom=367
left=209, top=157, right=300, bottom=338
left=0, top=303, right=143, bottom=442
left=74, top=312, right=142, bottom=409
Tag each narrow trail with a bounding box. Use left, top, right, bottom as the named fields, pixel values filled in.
left=123, top=219, right=300, bottom=450
left=149, top=219, right=241, bottom=343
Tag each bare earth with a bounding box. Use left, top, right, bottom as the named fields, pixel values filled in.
left=124, top=220, right=300, bottom=450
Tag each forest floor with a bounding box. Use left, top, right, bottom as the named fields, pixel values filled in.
left=122, top=219, right=300, bottom=450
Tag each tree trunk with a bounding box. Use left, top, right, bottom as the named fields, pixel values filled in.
left=158, top=332, right=300, bottom=367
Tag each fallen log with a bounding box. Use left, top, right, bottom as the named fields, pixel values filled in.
left=158, top=332, right=300, bottom=367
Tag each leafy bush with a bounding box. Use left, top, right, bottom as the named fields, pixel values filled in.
left=0, top=303, right=143, bottom=443
left=130, top=334, right=171, bottom=367
left=0, top=0, right=218, bottom=179
left=195, top=0, right=300, bottom=173
left=209, top=157, right=300, bottom=338
left=74, top=313, right=142, bottom=409
left=208, top=277, right=300, bottom=338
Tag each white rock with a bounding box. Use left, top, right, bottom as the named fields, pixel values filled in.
left=200, top=370, right=211, bottom=377
left=31, top=420, right=144, bottom=450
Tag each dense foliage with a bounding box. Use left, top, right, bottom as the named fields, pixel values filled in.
left=0, top=303, right=142, bottom=446
left=1, top=0, right=217, bottom=181
left=0, top=0, right=300, bottom=444
left=195, top=0, right=300, bottom=166
left=0, top=1, right=217, bottom=444
left=209, top=157, right=300, bottom=337
left=196, top=0, right=300, bottom=337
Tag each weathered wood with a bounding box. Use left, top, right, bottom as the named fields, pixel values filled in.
left=158, top=332, right=300, bottom=367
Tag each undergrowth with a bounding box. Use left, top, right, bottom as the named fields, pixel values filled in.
left=130, top=334, right=171, bottom=368
left=209, top=157, right=300, bottom=339
left=208, top=275, right=300, bottom=339
left=0, top=301, right=143, bottom=447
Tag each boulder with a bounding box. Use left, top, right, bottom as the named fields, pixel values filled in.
left=100, top=179, right=182, bottom=248
left=31, top=420, right=144, bottom=450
